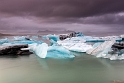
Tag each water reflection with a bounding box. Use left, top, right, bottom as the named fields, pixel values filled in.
left=0, top=53, right=124, bottom=83
left=36, top=55, right=75, bottom=70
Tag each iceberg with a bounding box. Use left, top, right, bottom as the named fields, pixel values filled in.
left=13, top=36, right=29, bottom=41
left=47, top=45, right=75, bottom=58
left=75, top=32, right=84, bottom=37
left=42, top=34, right=59, bottom=42
left=58, top=32, right=122, bottom=42
left=30, top=43, right=49, bottom=58
left=109, top=54, right=124, bottom=60
left=82, top=36, right=122, bottom=42
left=0, top=38, right=9, bottom=44
left=22, top=43, right=75, bottom=59
left=86, top=40, right=124, bottom=60
left=86, top=40, right=115, bottom=56
left=120, top=34, right=124, bottom=40
left=11, top=40, right=42, bottom=45
left=57, top=37, right=92, bottom=52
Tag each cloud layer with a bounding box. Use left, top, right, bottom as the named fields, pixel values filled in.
left=0, top=0, right=124, bottom=18
left=0, top=0, right=124, bottom=34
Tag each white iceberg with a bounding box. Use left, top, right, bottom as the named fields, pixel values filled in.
left=31, top=43, right=49, bottom=58
left=109, top=54, right=124, bottom=60
left=87, top=40, right=115, bottom=55
left=14, top=36, right=28, bottom=41
left=57, top=37, right=92, bottom=52
left=82, top=36, right=122, bottom=42
left=86, top=40, right=124, bottom=60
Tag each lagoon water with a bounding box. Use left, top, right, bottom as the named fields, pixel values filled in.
left=0, top=32, right=124, bottom=83
left=0, top=53, right=124, bottom=83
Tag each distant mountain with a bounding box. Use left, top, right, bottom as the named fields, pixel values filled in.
left=37, top=30, right=74, bottom=35
left=37, top=30, right=74, bottom=33
left=0, top=33, right=11, bottom=36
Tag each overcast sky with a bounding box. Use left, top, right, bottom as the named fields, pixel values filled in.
left=0, top=0, right=124, bottom=34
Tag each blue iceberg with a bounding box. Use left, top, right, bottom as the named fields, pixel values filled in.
left=11, top=40, right=42, bottom=45
left=42, top=34, right=59, bottom=42
left=75, top=32, right=84, bottom=37
left=47, top=45, right=75, bottom=58
left=0, top=38, right=9, bottom=44
left=22, top=43, right=75, bottom=59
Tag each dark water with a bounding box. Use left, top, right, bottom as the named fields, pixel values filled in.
left=0, top=53, right=124, bottom=83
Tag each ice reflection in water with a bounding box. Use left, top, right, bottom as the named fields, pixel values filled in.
left=0, top=53, right=124, bottom=83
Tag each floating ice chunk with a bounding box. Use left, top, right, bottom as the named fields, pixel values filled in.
left=43, top=34, right=59, bottom=42
left=120, top=34, right=124, bottom=39
left=32, top=36, right=38, bottom=39
left=33, top=43, right=48, bottom=58
left=0, top=38, right=9, bottom=44
left=47, top=45, right=75, bottom=58
left=81, top=36, right=122, bottom=42
left=75, top=32, right=84, bottom=37
left=87, top=40, right=115, bottom=56
left=22, top=43, right=74, bottom=59
left=109, top=54, right=124, bottom=60
left=22, top=43, right=48, bottom=58
left=81, top=36, right=105, bottom=42
left=65, top=43, right=92, bottom=52
left=57, top=37, right=86, bottom=44
left=86, top=40, right=124, bottom=60
left=14, top=36, right=27, bottom=41
left=57, top=37, right=92, bottom=52
left=92, top=42, right=102, bottom=48
left=11, top=39, right=43, bottom=44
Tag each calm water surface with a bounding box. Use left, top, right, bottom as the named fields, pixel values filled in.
left=0, top=53, right=124, bottom=83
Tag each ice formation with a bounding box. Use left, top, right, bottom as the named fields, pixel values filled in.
left=22, top=43, right=75, bottom=59
left=47, top=45, right=75, bottom=58
left=57, top=37, right=92, bottom=52
left=42, top=34, right=59, bottom=42
left=87, top=41, right=124, bottom=60
left=82, top=36, right=122, bottom=42
left=0, top=38, right=9, bottom=44
left=58, top=32, right=122, bottom=42
left=13, top=36, right=29, bottom=41
left=86, top=41, right=115, bottom=56
left=0, top=33, right=123, bottom=60
left=29, top=43, right=49, bottom=58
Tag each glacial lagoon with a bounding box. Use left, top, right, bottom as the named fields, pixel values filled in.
left=0, top=33, right=124, bottom=83
left=0, top=53, right=124, bottom=83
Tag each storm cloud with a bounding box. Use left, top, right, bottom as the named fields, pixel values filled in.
left=0, top=0, right=124, bottom=18
left=0, top=0, right=124, bottom=34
